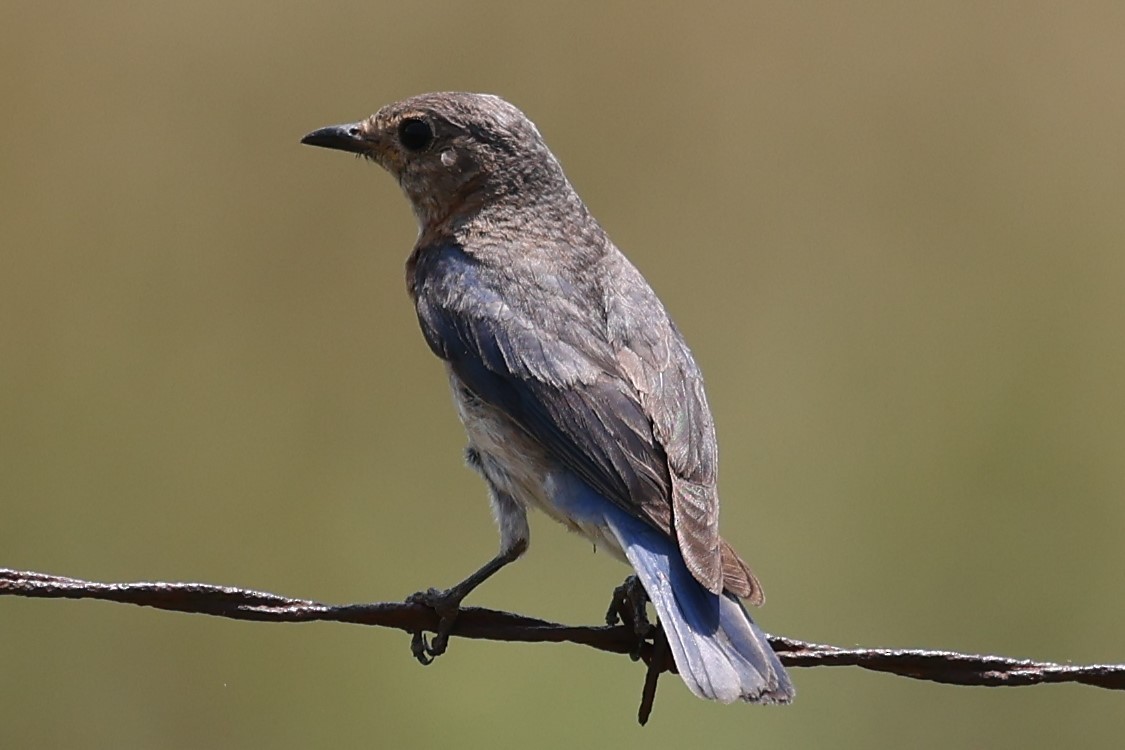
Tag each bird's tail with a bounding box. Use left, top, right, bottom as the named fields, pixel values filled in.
left=602, top=510, right=795, bottom=704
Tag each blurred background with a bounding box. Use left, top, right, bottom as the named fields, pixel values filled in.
left=3, top=2, right=1124, bottom=747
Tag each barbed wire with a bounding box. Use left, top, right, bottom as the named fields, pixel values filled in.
left=3, top=567, right=1122, bottom=723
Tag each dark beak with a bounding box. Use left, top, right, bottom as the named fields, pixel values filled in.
left=300, top=122, right=369, bottom=154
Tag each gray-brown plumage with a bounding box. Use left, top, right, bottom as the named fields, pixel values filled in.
left=301, top=92, right=792, bottom=704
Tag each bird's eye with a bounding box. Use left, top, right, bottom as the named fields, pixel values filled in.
left=398, top=118, right=434, bottom=152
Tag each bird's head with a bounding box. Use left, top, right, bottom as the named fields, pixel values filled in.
left=301, top=92, right=570, bottom=230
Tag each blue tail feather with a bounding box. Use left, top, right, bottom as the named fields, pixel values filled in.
left=604, top=510, right=793, bottom=703
left=551, top=472, right=794, bottom=703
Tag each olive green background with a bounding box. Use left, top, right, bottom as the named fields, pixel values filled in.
left=3, top=2, right=1124, bottom=747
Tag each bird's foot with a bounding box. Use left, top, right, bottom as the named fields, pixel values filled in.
left=407, top=586, right=464, bottom=665
left=605, top=575, right=654, bottom=660
left=404, top=546, right=525, bottom=665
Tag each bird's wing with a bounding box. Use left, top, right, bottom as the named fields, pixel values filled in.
left=412, top=244, right=727, bottom=594
left=619, top=305, right=761, bottom=602
left=604, top=258, right=724, bottom=594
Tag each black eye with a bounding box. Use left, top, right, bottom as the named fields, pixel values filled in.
left=398, top=118, right=433, bottom=152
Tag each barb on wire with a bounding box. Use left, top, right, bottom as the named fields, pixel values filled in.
left=3, top=567, right=1122, bottom=724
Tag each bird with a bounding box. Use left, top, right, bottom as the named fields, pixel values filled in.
left=300, top=92, right=794, bottom=706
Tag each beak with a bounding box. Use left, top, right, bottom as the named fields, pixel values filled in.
left=300, top=122, right=370, bottom=155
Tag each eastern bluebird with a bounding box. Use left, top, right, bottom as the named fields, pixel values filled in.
left=301, top=93, right=794, bottom=705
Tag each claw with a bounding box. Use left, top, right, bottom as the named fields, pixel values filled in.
left=411, top=630, right=435, bottom=665
left=606, top=575, right=652, bottom=634
left=605, top=575, right=654, bottom=662
left=407, top=587, right=465, bottom=665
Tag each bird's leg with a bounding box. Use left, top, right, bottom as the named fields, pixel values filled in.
left=408, top=460, right=530, bottom=664
left=606, top=574, right=655, bottom=660
left=408, top=537, right=528, bottom=665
